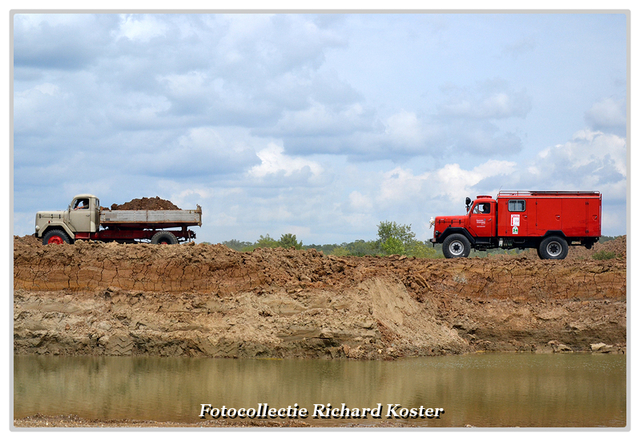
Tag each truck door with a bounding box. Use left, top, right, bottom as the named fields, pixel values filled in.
left=468, top=200, right=495, bottom=237
left=68, top=197, right=94, bottom=233
left=503, top=198, right=530, bottom=237
left=561, top=197, right=588, bottom=237
left=535, top=197, right=562, bottom=236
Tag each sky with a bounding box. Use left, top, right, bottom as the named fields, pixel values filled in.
left=11, top=11, right=629, bottom=245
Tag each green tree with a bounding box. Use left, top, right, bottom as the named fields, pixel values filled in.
left=278, top=233, right=303, bottom=249
left=222, top=239, right=253, bottom=251
left=255, top=234, right=279, bottom=248
left=381, top=236, right=405, bottom=255
left=344, top=239, right=381, bottom=256
left=377, top=221, right=416, bottom=255
left=329, top=246, right=350, bottom=256
left=304, top=243, right=339, bottom=254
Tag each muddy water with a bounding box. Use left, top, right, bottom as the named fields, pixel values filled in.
left=13, top=353, right=625, bottom=427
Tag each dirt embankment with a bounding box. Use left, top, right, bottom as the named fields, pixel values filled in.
left=13, top=235, right=626, bottom=359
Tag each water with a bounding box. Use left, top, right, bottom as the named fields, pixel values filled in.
left=13, top=353, right=626, bottom=427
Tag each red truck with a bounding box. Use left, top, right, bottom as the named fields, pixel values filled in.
left=430, top=191, right=602, bottom=259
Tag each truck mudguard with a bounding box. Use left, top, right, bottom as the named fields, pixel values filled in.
left=436, top=227, right=476, bottom=245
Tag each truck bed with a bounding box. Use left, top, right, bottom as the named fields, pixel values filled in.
left=99, top=206, right=202, bottom=229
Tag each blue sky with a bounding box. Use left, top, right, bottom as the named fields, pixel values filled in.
left=11, top=11, right=628, bottom=245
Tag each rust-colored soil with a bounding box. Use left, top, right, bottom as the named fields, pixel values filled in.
left=13, top=236, right=626, bottom=359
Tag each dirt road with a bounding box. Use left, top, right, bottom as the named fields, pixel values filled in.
left=13, top=235, right=626, bottom=359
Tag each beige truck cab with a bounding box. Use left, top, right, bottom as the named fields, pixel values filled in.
left=35, top=194, right=100, bottom=244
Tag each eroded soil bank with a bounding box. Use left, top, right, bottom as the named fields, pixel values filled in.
left=13, top=236, right=627, bottom=359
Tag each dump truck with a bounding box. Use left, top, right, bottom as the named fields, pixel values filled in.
left=35, top=194, right=202, bottom=245
left=430, top=191, right=602, bottom=259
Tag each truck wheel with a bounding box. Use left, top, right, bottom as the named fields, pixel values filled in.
left=151, top=231, right=178, bottom=245
left=43, top=230, right=72, bottom=245
left=443, top=234, right=471, bottom=258
left=538, top=236, right=568, bottom=260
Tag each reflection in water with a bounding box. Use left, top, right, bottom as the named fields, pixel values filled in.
left=14, top=353, right=625, bottom=427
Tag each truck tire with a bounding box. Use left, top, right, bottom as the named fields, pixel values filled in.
left=443, top=234, right=471, bottom=258
left=151, top=231, right=178, bottom=245
left=538, top=236, right=568, bottom=260
left=43, top=229, right=72, bottom=245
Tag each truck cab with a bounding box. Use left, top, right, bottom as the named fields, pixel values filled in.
left=466, top=196, right=496, bottom=238
left=68, top=195, right=100, bottom=233
left=431, top=195, right=496, bottom=258
left=35, top=194, right=100, bottom=244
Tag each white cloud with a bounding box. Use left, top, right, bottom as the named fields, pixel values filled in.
left=511, top=129, right=627, bottom=206
left=571, top=129, right=626, bottom=176
left=453, top=121, right=523, bottom=155
left=107, top=92, right=172, bottom=127
left=438, top=79, right=532, bottom=119
left=383, top=110, right=439, bottom=148
left=248, top=143, right=323, bottom=178
left=157, top=71, right=207, bottom=95
left=584, top=97, right=626, bottom=129
left=378, top=166, right=428, bottom=204
left=124, top=127, right=259, bottom=177
left=348, top=190, right=373, bottom=211
left=549, top=129, right=626, bottom=178
left=33, top=83, right=60, bottom=95
left=434, top=160, right=517, bottom=201
left=116, top=14, right=169, bottom=42
left=274, top=101, right=369, bottom=137
left=377, top=159, right=517, bottom=207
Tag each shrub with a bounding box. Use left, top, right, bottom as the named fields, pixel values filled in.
left=592, top=250, right=617, bottom=260
left=329, top=246, right=351, bottom=256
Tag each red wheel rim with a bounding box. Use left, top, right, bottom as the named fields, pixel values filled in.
left=47, top=235, right=64, bottom=245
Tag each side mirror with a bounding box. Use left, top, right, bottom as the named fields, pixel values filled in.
left=465, top=197, right=471, bottom=212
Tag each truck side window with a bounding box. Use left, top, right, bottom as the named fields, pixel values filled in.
left=508, top=200, right=525, bottom=212
left=74, top=199, right=89, bottom=210
left=473, top=203, right=491, bottom=214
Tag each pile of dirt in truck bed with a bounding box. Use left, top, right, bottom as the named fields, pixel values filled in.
left=109, top=197, right=180, bottom=211
left=13, top=236, right=626, bottom=359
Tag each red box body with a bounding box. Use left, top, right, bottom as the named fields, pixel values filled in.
left=495, top=191, right=601, bottom=238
